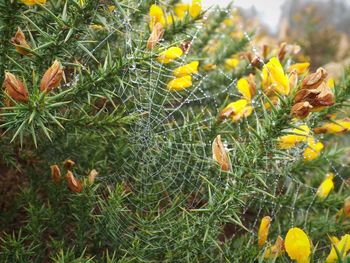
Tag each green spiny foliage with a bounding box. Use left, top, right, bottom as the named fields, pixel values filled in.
left=1, top=0, right=350, bottom=262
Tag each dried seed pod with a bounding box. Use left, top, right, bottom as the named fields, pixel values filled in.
left=146, top=22, right=164, bottom=50
left=40, top=60, right=63, bottom=93
left=301, top=67, right=328, bottom=90
left=10, top=27, right=32, bottom=56
left=65, top=171, right=83, bottom=193
left=2, top=72, right=29, bottom=103
left=63, top=159, right=75, bottom=170
left=212, top=135, right=231, bottom=171
left=50, top=165, right=61, bottom=184
left=88, top=169, right=98, bottom=184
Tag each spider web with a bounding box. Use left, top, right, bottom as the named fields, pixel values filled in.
left=84, top=1, right=347, bottom=261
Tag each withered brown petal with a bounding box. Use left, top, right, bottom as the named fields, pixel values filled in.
left=10, top=27, right=32, bottom=56
left=88, top=169, right=98, bottom=184
left=50, top=164, right=61, bottom=184
left=63, top=159, right=75, bottom=170
left=301, top=67, right=328, bottom=90
left=65, top=171, right=83, bottom=193
left=2, top=72, right=29, bottom=103
left=40, top=60, right=63, bottom=93
left=146, top=22, right=164, bottom=50
left=291, top=101, right=313, bottom=119
left=212, top=135, right=231, bottom=171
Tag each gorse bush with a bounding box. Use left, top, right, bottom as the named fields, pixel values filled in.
left=1, top=0, right=350, bottom=262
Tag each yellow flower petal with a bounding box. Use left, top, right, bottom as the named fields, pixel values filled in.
left=149, top=4, right=166, bottom=30
left=262, top=57, right=290, bottom=95
left=21, top=0, right=46, bottom=5
left=203, top=63, right=216, bottom=71
left=174, top=3, right=189, bottom=19
left=173, top=61, right=199, bottom=77
left=237, top=78, right=251, bottom=101
left=288, top=62, right=310, bottom=75
left=278, top=125, right=310, bottom=149
left=326, top=234, right=350, bottom=263
left=327, top=78, right=335, bottom=89
left=189, top=0, right=201, bottom=18
left=224, top=58, right=239, bottom=70
left=314, top=119, right=350, bottom=134
left=258, top=216, right=272, bottom=248
left=157, top=47, right=183, bottom=64
left=303, top=138, right=324, bottom=161
left=317, top=173, right=334, bottom=199
left=167, top=75, right=192, bottom=92
left=285, top=227, right=311, bottom=263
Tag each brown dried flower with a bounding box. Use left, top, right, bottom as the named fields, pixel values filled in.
left=146, top=22, right=164, bottom=50
left=301, top=67, right=328, bottom=90
left=40, top=60, right=64, bottom=93
left=212, top=135, right=231, bottom=171
left=65, top=171, right=83, bottom=193
left=291, top=101, right=313, bottom=119
left=88, top=169, right=98, bottom=184
left=50, top=165, right=61, bottom=184
left=63, top=159, right=75, bottom=170
left=10, top=27, right=32, bottom=56
left=2, top=72, right=29, bottom=103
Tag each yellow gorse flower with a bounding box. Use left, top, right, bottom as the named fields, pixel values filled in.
left=288, top=62, right=310, bottom=75
left=149, top=4, right=166, bottom=30
left=224, top=58, right=239, bottom=70
left=237, top=78, right=252, bottom=101
left=174, top=3, right=189, bottom=19
left=285, top=227, right=311, bottom=263
left=262, top=57, right=290, bottom=95
left=277, top=125, right=310, bottom=150
left=203, top=63, right=216, bottom=71
left=21, top=0, right=46, bottom=6
left=189, top=0, right=201, bottom=18
left=314, top=119, right=350, bottom=134
left=316, top=173, right=334, bottom=199
left=220, top=99, right=253, bottom=122
left=258, top=216, right=271, bottom=248
left=326, top=234, right=350, bottom=263
left=303, top=137, right=324, bottom=161
left=173, top=61, right=199, bottom=77
left=157, top=47, right=183, bottom=64
left=167, top=75, right=192, bottom=92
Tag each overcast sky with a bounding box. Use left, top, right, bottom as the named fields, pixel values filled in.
left=184, top=0, right=350, bottom=31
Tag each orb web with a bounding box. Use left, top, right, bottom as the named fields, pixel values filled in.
left=82, top=1, right=348, bottom=260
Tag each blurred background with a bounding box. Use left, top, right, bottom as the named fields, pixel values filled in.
left=184, top=0, right=350, bottom=74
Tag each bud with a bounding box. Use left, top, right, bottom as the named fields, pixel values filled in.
left=146, top=22, right=164, bottom=50
left=10, top=27, right=32, bottom=56
left=65, top=171, right=83, bottom=193
left=50, top=165, right=61, bottom=184
left=212, top=135, right=231, bottom=171
left=88, top=169, right=98, bottom=184
left=40, top=60, right=63, bottom=93
left=291, top=101, right=313, bottom=119
left=301, top=67, right=328, bottom=90
left=63, top=159, right=75, bottom=170
left=2, top=72, right=29, bottom=103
